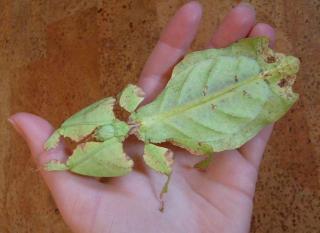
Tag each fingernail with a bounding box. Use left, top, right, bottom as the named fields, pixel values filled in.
left=8, top=117, right=25, bottom=138
left=236, top=2, right=255, bottom=11
left=184, top=1, right=202, bottom=21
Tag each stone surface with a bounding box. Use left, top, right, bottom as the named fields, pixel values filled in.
left=1, top=0, right=319, bottom=232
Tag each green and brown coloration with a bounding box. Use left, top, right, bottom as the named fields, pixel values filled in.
left=44, top=37, right=300, bottom=196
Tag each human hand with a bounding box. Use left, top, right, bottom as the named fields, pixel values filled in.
left=9, top=2, right=276, bottom=233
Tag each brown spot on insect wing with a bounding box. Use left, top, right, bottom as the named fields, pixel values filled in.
left=202, top=85, right=208, bottom=96
left=197, top=142, right=202, bottom=146
left=234, top=75, right=238, bottom=82
left=278, top=78, right=288, bottom=88
left=242, top=90, right=248, bottom=96
left=266, top=56, right=276, bottom=63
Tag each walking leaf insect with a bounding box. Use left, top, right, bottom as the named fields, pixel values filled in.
left=44, top=37, right=300, bottom=199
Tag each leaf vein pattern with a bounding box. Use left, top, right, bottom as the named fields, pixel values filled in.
left=159, top=66, right=194, bottom=112
left=214, top=107, right=252, bottom=120
left=203, top=59, right=219, bottom=95
left=176, top=65, right=198, bottom=105
left=140, top=57, right=295, bottom=128
left=164, top=121, right=194, bottom=139
left=183, top=115, right=225, bottom=135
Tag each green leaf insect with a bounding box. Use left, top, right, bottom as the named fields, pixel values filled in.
left=143, top=144, right=173, bottom=196
left=118, top=84, right=145, bottom=113
left=47, top=138, right=133, bottom=177
left=45, top=97, right=117, bottom=150
left=44, top=37, right=299, bottom=198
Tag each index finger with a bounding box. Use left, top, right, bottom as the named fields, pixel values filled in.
left=208, top=3, right=256, bottom=48
left=138, top=1, right=202, bottom=103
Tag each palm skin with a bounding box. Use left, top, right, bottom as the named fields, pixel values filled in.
left=9, top=2, right=277, bottom=233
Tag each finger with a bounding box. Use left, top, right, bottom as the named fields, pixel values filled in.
left=238, top=23, right=276, bottom=168
left=208, top=3, right=256, bottom=48
left=180, top=149, right=259, bottom=199
left=249, top=23, right=276, bottom=47
left=182, top=23, right=277, bottom=200
left=239, top=125, right=274, bottom=168
left=8, top=113, right=101, bottom=206
left=138, top=1, right=202, bottom=102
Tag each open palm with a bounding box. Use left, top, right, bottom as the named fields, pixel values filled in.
left=10, top=2, right=276, bottom=233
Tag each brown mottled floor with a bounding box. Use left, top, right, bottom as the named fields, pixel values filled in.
left=1, top=1, right=319, bottom=232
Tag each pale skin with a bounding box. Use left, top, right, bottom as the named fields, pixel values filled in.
left=9, top=2, right=276, bottom=233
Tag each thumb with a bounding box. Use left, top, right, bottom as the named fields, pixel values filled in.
left=8, top=113, right=68, bottom=176
left=8, top=113, right=93, bottom=208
